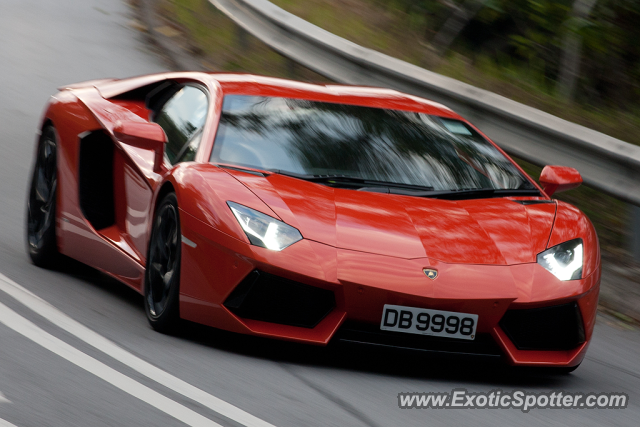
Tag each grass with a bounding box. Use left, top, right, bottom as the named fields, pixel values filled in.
left=156, top=0, right=329, bottom=81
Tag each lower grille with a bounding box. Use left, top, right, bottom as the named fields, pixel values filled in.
left=224, top=270, right=335, bottom=328
left=334, top=321, right=502, bottom=357
left=499, top=302, right=585, bottom=351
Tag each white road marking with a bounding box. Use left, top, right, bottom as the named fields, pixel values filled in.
left=0, top=300, right=222, bottom=427
left=0, top=391, right=9, bottom=403
left=0, top=272, right=275, bottom=427
left=0, top=418, right=20, bottom=427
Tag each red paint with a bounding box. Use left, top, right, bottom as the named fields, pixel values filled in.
left=33, top=72, right=600, bottom=368
left=540, top=165, right=582, bottom=197
left=548, top=201, right=600, bottom=278
left=113, top=121, right=167, bottom=173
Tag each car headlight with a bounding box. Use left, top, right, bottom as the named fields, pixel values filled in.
left=227, top=202, right=302, bottom=251
left=537, top=238, right=583, bottom=281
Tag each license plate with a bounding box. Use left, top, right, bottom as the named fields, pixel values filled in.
left=380, top=304, right=478, bottom=340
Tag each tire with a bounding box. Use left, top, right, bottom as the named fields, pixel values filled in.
left=26, top=125, right=59, bottom=268
left=144, top=192, right=182, bottom=333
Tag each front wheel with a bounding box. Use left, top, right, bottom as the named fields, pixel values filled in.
left=26, top=125, right=59, bottom=268
left=144, top=192, right=182, bottom=333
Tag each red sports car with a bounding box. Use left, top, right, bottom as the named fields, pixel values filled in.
left=27, top=72, right=599, bottom=370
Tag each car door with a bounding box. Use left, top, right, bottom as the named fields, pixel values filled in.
left=122, top=84, right=209, bottom=263
left=59, top=83, right=209, bottom=291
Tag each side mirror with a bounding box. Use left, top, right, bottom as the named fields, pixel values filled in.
left=539, top=165, right=582, bottom=197
left=113, top=121, right=167, bottom=173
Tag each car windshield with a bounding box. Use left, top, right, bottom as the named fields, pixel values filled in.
left=210, top=95, right=535, bottom=191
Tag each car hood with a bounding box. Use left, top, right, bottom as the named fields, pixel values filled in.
left=226, top=170, right=556, bottom=264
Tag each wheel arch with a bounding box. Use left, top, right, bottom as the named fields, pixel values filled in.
left=40, top=118, right=54, bottom=131
left=146, top=179, right=178, bottom=263
left=155, top=181, right=177, bottom=213
left=144, top=185, right=182, bottom=332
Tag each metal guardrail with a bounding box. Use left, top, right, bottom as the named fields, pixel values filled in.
left=210, top=0, right=640, bottom=258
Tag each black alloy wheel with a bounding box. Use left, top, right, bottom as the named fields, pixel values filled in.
left=144, top=192, right=182, bottom=332
left=26, top=125, right=59, bottom=268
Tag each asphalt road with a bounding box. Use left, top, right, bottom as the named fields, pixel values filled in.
left=0, top=1, right=639, bottom=426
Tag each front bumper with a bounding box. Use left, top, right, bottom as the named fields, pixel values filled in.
left=178, top=218, right=600, bottom=367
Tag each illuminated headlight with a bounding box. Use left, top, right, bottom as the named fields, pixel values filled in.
left=227, top=202, right=302, bottom=251
left=537, top=238, right=583, bottom=281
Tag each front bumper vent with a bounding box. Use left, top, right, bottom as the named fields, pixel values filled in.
left=499, top=302, right=586, bottom=351
left=334, top=321, right=502, bottom=357
left=224, top=270, right=335, bottom=328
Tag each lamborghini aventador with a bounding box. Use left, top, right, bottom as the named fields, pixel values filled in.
left=26, top=72, right=599, bottom=370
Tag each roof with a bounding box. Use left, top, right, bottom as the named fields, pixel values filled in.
left=211, top=73, right=457, bottom=118
left=91, top=71, right=458, bottom=118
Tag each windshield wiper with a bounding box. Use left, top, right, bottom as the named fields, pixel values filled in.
left=269, top=170, right=434, bottom=192
left=269, top=170, right=362, bottom=182
left=424, top=188, right=542, bottom=200
left=270, top=170, right=540, bottom=199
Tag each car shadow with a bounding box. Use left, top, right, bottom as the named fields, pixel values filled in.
left=50, top=255, right=143, bottom=311
left=173, top=319, right=575, bottom=388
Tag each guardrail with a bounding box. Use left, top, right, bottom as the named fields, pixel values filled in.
left=210, top=0, right=640, bottom=258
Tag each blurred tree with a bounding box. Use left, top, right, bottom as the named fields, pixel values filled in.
left=502, top=1, right=571, bottom=85
left=431, top=0, right=489, bottom=56
left=579, top=0, right=640, bottom=106
left=556, top=0, right=599, bottom=101
left=385, top=0, right=451, bottom=39
left=383, top=0, right=640, bottom=107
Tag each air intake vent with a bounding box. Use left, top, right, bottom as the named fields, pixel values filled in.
left=500, top=303, right=585, bottom=351
left=78, top=130, right=114, bottom=230
left=224, top=270, right=335, bottom=328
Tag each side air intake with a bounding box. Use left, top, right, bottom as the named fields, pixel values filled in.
left=78, top=130, right=115, bottom=230
left=224, top=270, right=335, bottom=328
left=500, top=302, right=586, bottom=351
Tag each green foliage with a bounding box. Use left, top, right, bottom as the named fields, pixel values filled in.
left=506, top=1, right=569, bottom=69
left=577, top=0, right=640, bottom=104
left=378, top=0, right=640, bottom=106
left=475, top=0, right=640, bottom=105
